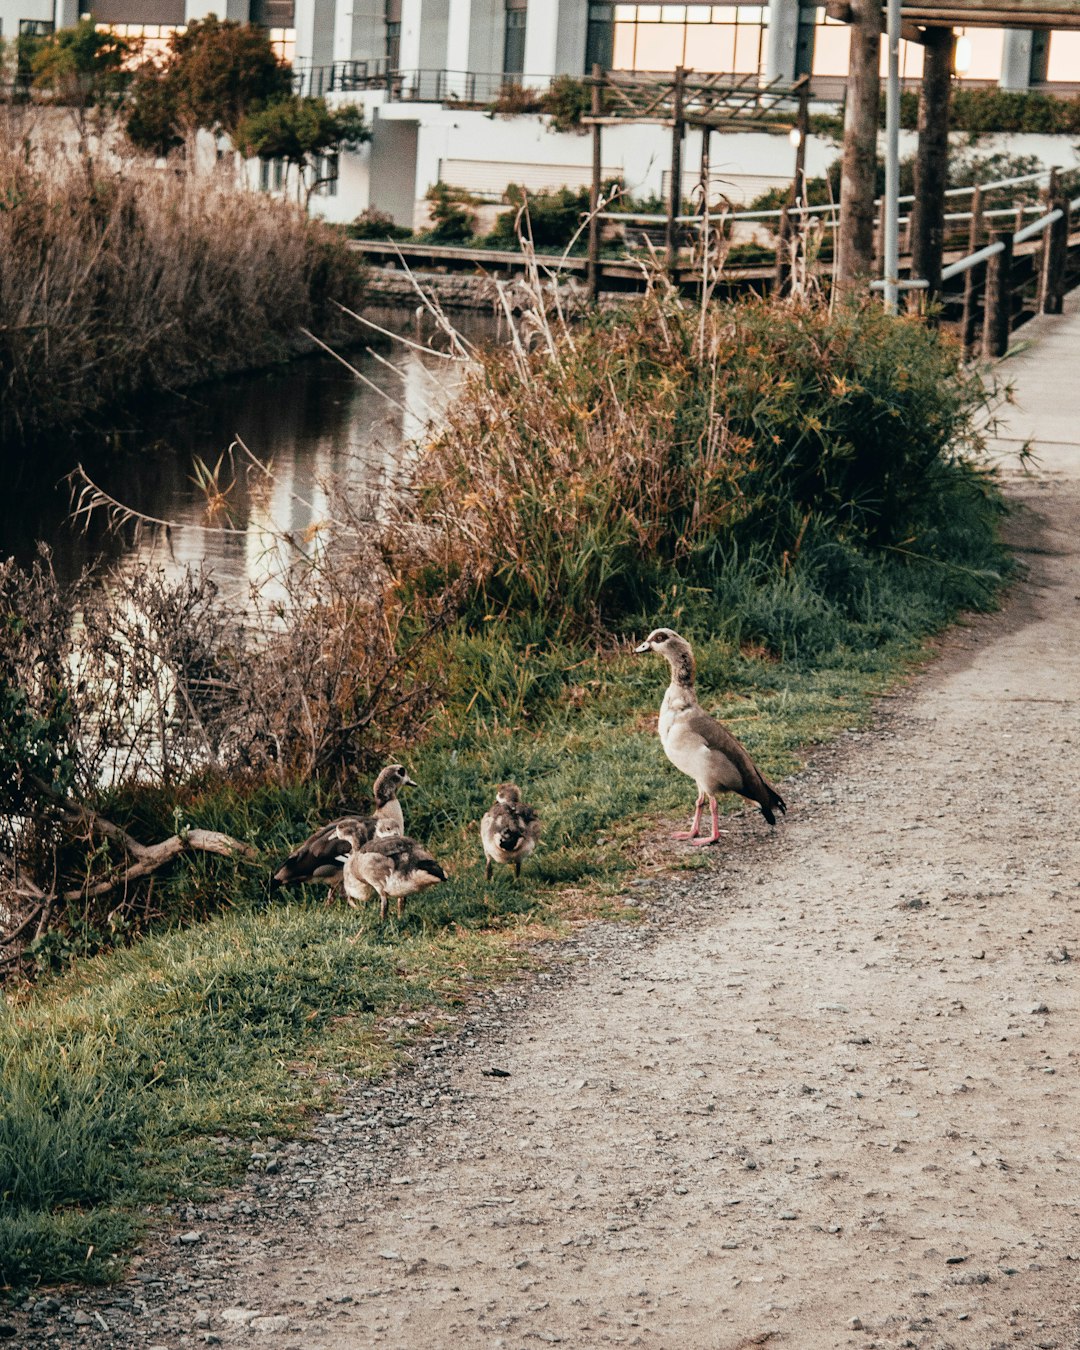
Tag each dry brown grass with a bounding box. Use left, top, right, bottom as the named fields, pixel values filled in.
left=0, top=126, right=362, bottom=444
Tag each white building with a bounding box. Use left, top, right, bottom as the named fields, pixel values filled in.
left=4, top=1, right=1078, bottom=226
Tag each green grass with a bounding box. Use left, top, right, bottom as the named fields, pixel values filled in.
left=1, top=293, right=1012, bottom=1293
left=0, top=510, right=1006, bottom=1292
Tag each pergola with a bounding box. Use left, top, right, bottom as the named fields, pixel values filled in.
left=581, top=69, right=814, bottom=295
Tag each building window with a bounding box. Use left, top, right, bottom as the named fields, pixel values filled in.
left=1046, top=29, right=1080, bottom=83
left=586, top=3, right=614, bottom=71
left=100, top=23, right=182, bottom=63
left=268, top=26, right=295, bottom=62
left=504, top=2, right=527, bottom=77
left=952, top=26, right=1005, bottom=80
left=611, top=4, right=768, bottom=76
left=18, top=18, right=54, bottom=37
left=259, top=158, right=287, bottom=192
left=313, top=152, right=339, bottom=197
left=386, top=21, right=401, bottom=68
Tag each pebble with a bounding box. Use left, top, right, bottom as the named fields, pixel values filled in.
left=178, top=1230, right=204, bottom=1245
left=219, top=1308, right=263, bottom=1326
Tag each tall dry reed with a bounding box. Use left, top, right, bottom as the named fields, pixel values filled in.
left=0, top=129, right=363, bottom=444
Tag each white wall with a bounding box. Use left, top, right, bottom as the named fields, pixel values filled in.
left=312, top=101, right=1080, bottom=229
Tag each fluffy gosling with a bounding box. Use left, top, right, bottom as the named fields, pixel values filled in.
left=272, top=764, right=416, bottom=892
left=335, top=817, right=446, bottom=921
left=480, top=783, right=541, bottom=881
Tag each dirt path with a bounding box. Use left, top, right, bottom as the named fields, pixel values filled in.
left=16, top=306, right=1080, bottom=1350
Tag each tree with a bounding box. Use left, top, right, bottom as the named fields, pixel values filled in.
left=124, top=17, right=292, bottom=156
left=235, top=97, right=369, bottom=207
left=29, top=18, right=134, bottom=104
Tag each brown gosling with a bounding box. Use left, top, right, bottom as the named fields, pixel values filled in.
left=634, top=628, right=786, bottom=846
left=480, top=783, right=541, bottom=881
left=271, top=764, right=416, bottom=892
left=335, top=817, right=446, bottom=921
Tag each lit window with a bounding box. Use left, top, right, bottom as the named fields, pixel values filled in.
left=1047, top=29, right=1080, bottom=82
left=952, top=26, right=1004, bottom=80
left=612, top=2, right=766, bottom=74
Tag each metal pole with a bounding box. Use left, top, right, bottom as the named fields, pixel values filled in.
left=883, top=0, right=901, bottom=313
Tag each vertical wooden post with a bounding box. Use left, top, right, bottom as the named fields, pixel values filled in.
left=874, top=193, right=887, bottom=275
left=666, top=65, right=686, bottom=275
left=836, top=0, right=882, bottom=288
left=910, top=25, right=953, bottom=305
left=1041, top=196, right=1069, bottom=315
left=960, top=185, right=984, bottom=355
left=588, top=64, right=603, bottom=304
left=982, top=227, right=1014, bottom=360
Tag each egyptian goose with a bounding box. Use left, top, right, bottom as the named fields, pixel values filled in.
left=480, top=783, right=541, bottom=881
left=335, top=817, right=447, bottom=921
left=271, top=764, right=416, bottom=889
left=634, top=629, right=786, bottom=846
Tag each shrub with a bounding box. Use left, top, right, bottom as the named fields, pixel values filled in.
left=540, top=75, right=593, bottom=133
left=404, top=291, right=999, bottom=631
left=424, top=180, right=477, bottom=242
left=349, top=207, right=413, bottom=240
left=0, top=143, right=365, bottom=444
left=489, top=182, right=590, bottom=251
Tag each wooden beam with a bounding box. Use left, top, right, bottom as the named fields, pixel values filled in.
left=910, top=26, right=953, bottom=303
left=903, top=3, right=1080, bottom=26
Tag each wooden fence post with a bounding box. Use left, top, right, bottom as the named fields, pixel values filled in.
left=910, top=26, right=953, bottom=305
left=960, top=185, right=984, bottom=355
left=982, top=227, right=1014, bottom=360
left=836, top=0, right=882, bottom=287
left=1040, top=197, right=1069, bottom=316
left=588, top=64, right=603, bottom=304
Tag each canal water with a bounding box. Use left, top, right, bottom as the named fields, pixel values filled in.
left=2, top=307, right=499, bottom=598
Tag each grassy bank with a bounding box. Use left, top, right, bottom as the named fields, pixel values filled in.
left=0, top=292, right=1010, bottom=1291
left=0, top=141, right=363, bottom=446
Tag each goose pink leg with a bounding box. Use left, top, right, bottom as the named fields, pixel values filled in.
left=691, top=795, right=723, bottom=846
left=672, top=793, right=706, bottom=840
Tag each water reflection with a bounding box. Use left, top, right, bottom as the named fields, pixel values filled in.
left=2, top=307, right=498, bottom=596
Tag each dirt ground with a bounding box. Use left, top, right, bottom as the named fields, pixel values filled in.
left=13, top=313, right=1080, bottom=1350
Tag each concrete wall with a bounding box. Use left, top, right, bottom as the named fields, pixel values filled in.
left=368, top=109, right=418, bottom=225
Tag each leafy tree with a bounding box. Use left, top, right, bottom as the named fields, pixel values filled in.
left=29, top=18, right=134, bottom=104
left=235, top=96, right=369, bottom=207
left=124, top=17, right=292, bottom=156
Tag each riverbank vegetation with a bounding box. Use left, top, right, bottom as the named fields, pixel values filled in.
left=0, top=287, right=1010, bottom=1289
left=0, top=138, right=363, bottom=445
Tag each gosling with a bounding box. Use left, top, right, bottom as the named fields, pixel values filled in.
left=481, top=783, right=541, bottom=881
left=634, top=628, right=786, bottom=846
left=272, top=764, right=416, bottom=891
left=335, top=817, right=446, bottom=921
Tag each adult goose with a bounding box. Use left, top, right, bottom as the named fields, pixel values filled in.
left=480, top=783, right=541, bottom=881
left=634, top=628, right=786, bottom=846
left=335, top=818, right=447, bottom=921
left=271, top=764, right=416, bottom=890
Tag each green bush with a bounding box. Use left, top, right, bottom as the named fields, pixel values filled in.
left=424, top=180, right=476, bottom=243
left=884, top=86, right=1080, bottom=134
left=348, top=207, right=414, bottom=241
left=489, top=182, right=590, bottom=251
left=409, top=293, right=1001, bottom=632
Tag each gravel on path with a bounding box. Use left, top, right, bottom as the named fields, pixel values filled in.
left=12, top=310, right=1080, bottom=1350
